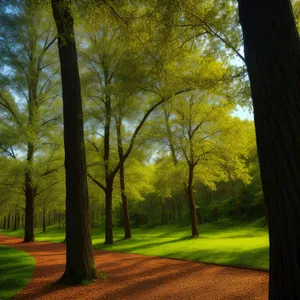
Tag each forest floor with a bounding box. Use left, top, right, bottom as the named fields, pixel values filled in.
left=0, top=223, right=269, bottom=269
left=0, top=234, right=268, bottom=300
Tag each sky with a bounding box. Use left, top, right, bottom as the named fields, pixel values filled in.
left=232, top=105, right=254, bottom=120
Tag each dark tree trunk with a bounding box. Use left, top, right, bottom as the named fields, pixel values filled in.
left=115, top=119, right=131, bottom=239
left=24, top=143, right=35, bottom=242
left=238, top=1, right=300, bottom=298
left=17, top=212, right=20, bottom=229
left=51, top=0, right=96, bottom=284
left=13, top=213, right=17, bottom=230
left=185, top=165, right=199, bottom=238
left=105, top=179, right=114, bottom=244
left=7, top=214, right=10, bottom=230
left=3, top=216, right=6, bottom=229
left=43, top=208, right=46, bottom=233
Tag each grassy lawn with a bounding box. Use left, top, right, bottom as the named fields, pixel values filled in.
left=0, top=245, right=35, bottom=300
left=0, top=223, right=269, bottom=270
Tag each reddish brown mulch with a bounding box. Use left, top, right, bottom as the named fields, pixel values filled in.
left=0, top=235, right=268, bottom=300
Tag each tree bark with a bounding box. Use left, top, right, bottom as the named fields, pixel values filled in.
left=24, top=143, right=35, bottom=242
left=238, top=1, right=300, bottom=298
left=17, top=212, right=20, bottom=229
left=7, top=214, right=10, bottom=230
left=13, top=213, right=17, bottom=230
left=116, top=118, right=131, bottom=239
left=185, top=165, right=199, bottom=238
left=51, top=0, right=97, bottom=284
left=105, top=179, right=114, bottom=244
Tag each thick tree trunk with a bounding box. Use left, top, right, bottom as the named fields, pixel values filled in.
left=238, top=1, right=300, bottom=298
left=3, top=216, right=6, bottom=229
left=51, top=0, right=96, bottom=284
left=105, top=179, right=114, bottom=244
left=185, top=165, right=199, bottom=238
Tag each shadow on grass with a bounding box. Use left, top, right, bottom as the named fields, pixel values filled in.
left=0, top=245, right=35, bottom=300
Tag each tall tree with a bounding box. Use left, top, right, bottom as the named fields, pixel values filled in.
left=237, top=0, right=300, bottom=298
left=51, top=0, right=97, bottom=283
left=0, top=0, right=60, bottom=242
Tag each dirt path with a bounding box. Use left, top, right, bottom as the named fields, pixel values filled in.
left=0, top=235, right=268, bottom=300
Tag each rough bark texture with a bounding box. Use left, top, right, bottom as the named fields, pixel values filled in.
left=51, top=0, right=96, bottom=284
left=238, top=0, right=300, bottom=298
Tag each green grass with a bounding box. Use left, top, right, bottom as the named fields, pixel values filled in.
left=0, top=223, right=269, bottom=270
left=0, top=245, right=35, bottom=300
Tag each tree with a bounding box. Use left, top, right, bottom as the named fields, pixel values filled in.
left=51, top=0, right=97, bottom=284
left=155, top=92, right=251, bottom=237
left=237, top=0, right=300, bottom=298
left=0, top=0, right=61, bottom=242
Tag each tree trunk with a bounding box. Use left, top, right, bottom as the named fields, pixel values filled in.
left=3, top=216, right=6, bottom=229
left=58, top=211, right=61, bottom=228
left=105, top=179, right=113, bottom=244
left=238, top=1, right=300, bottom=298
left=13, top=213, right=17, bottom=230
left=51, top=0, right=96, bottom=284
left=7, top=214, right=10, bottom=230
left=17, top=212, right=20, bottom=230
left=24, top=143, right=35, bottom=242
left=185, top=165, right=199, bottom=238
left=43, top=208, right=46, bottom=233
left=115, top=119, right=131, bottom=239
